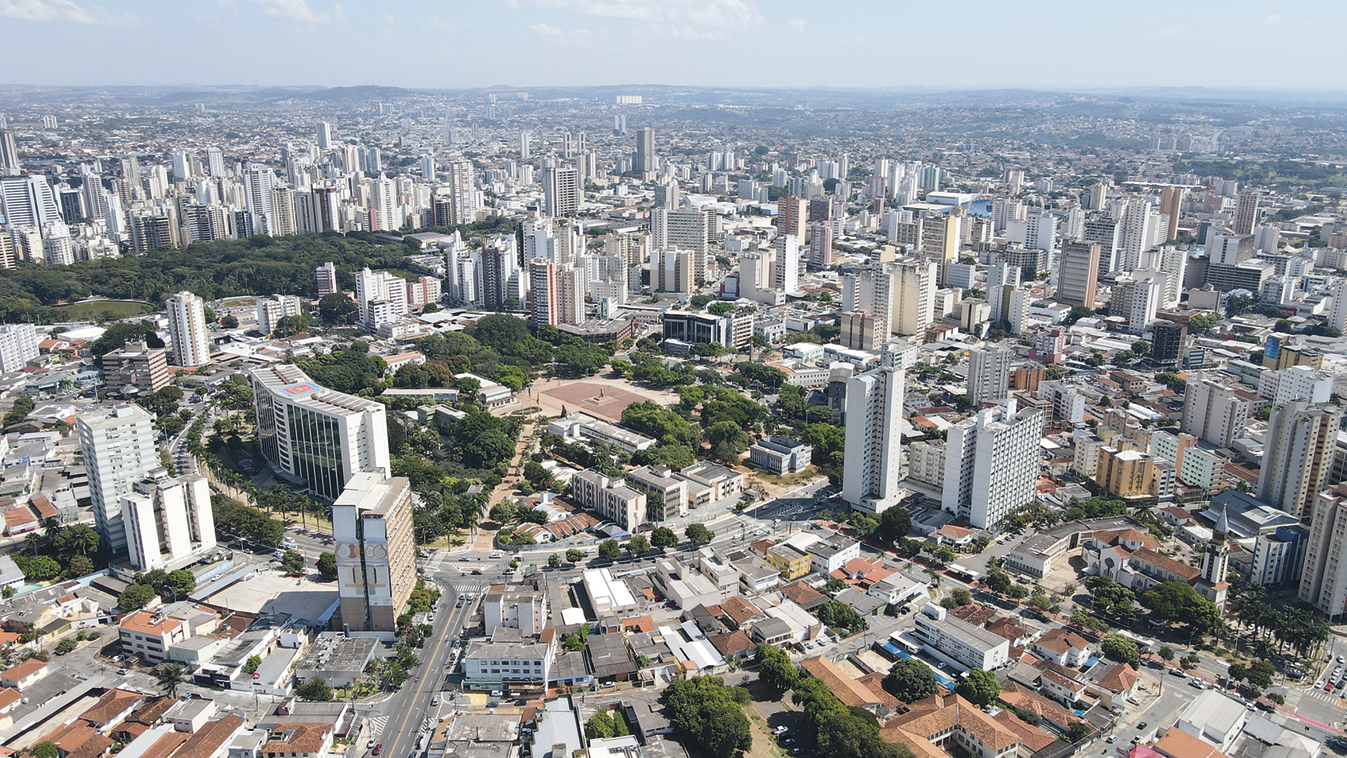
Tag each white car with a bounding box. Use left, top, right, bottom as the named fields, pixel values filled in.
left=1315, top=680, right=1326, bottom=689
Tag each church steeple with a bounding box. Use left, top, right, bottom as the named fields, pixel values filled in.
left=1200, top=506, right=1231, bottom=593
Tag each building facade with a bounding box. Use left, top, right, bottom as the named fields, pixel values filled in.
left=78, top=404, right=159, bottom=555
left=332, top=473, right=416, bottom=632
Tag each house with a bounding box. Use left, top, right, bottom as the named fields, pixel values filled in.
left=81, top=688, right=144, bottom=730
left=866, top=573, right=928, bottom=607
left=0, top=658, right=47, bottom=689
left=984, top=617, right=1034, bottom=648
left=1088, top=662, right=1141, bottom=710
left=707, top=630, right=755, bottom=660
left=934, top=525, right=976, bottom=550
left=166, top=698, right=218, bottom=732
left=799, top=656, right=895, bottom=712
left=1153, top=729, right=1231, bottom=758
left=260, top=723, right=334, bottom=758
left=1032, top=628, right=1093, bottom=668
left=1039, top=667, right=1089, bottom=707
left=880, top=693, right=1021, bottom=758
left=120, top=610, right=190, bottom=664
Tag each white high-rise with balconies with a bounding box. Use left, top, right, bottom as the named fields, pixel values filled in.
left=942, top=399, right=1044, bottom=529
left=78, top=405, right=159, bottom=555
left=165, top=291, right=211, bottom=367
left=841, top=366, right=905, bottom=514
left=122, top=469, right=216, bottom=572
left=968, top=347, right=1013, bottom=405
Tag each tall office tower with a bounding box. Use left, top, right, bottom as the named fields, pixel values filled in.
left=0, top=130, right=18, bottom=175
left=529, top=258, right=558, bottom=327
left=58, top=187, right=85, bottom=224
left=446, top=160, right=477, bottom=225
left=1111, top=275, right=1163, bottom=335
left=841, top=366, right=906, bottom=514
left=78, top=405, right=158, bottom=555
left=1120, top=198, right=1155, bottom=272
left=269, top=186, right=297, bottom=237
left=1083, top=216, right=1120, bottom=278
left=1299, top=483, right=1347, bottom=616
left=655, top=249, right=694, bottom=295
left=1258, top=401, right=1341, bottom=521
left=557, top=266, right=586, bottom=325
left=891, top=259, right=937, bottom=336
left=122, top=470, right=215, bottom=572
left=316, top=122, right=332, bottom=149
left=316, top=261, right=338, bottom=297
left=772, top=235, right=800, bottom=294
left=519, top=131, right=531, bottom=161
left=778, top=194, right=807, bottom=245
left=967, top=346, right=1013, bottom=405
left=333, top=472, right=416, bottom=632
left=1330, top=281, right=1347, bottom=332
left=1159, top=186, right=1184, bottom=242
left=206, top=146, right=225, bottom=178
left=0, top=323, right=38, bottom=372
left=1057, top=240, right=1101, bottom=308
left=634, top=127, right=656, bottom=174
left=667, top=205, right=713, bottom=278
left=1234, top=190, right=1260, bottom=235
left=0, top=175, right=64, bottom=228
left=165, top=291, right=211, bottom=367
left=807, top=223, right=833, bottom=268
left=354, top=267, right=409, bottom=330
left=256, top=294, right=303, bottom=336
left=481, top=243, right=517, bottom=311
left=249, top=364, right=391, bottom=502
left=653, top=181, right=680, bottom=210
left=1208, top=233, right=1255, bottom=266
left=542, top=166, right=579, bottom=217
left=1180, top=377, right=1252, bottom=448
left=1150, top=321, right=1188, bottom=366
left=942, top=399, right=1045, bottom=529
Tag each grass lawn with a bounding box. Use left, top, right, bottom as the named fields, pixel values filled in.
left=754, top=466, right=819, bottom=488
left=56, top=299, right=153, bottom=320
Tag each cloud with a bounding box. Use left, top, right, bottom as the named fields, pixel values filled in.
left=248, top=0, right=346, bottom=25
left=0, top=0, right=132, bottom=24
left=382, top=12, right=394, bottom=25
left=788, top=16, right=803, bottom=30
left=529, top=0, right=762, bottom=29
left=1261, top=13, right=1280, bottom=24
left=530, top=21, right=591, bottom=36
left=1163, top=24, right=1183, bottom=35
left=429, top=15, right=458, bottom=30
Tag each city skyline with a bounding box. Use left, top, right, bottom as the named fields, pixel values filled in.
left=0, top=0, right=1345, bottom=93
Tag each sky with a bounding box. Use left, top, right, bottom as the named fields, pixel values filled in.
left=1, top=0, right=1346, bottom=92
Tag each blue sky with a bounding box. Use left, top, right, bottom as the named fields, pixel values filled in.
left=1, top=0, right=1344, bottom=91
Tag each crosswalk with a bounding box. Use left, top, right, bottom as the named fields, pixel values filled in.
left=1302, top=687, right=1346, bottom=705
left=365, top=716, right=388, bottom=739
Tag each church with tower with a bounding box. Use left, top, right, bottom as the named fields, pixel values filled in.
left=1195, top=507, right=1231, bottom=608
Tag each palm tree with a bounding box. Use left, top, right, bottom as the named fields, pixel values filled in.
left=24, top=533, right=40, bottom=557
left=156, top=663, right=184, bottom=698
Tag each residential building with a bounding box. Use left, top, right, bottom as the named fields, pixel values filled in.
left=249, top=364, right=391, bottom=502
left=1180, top=377, right=1252, bottom=448
left=316, top=262, right=338, bottom=297
left=942, top=400, right=1044, bottom=529
left=913, top=606, right=1010, bottom=672
left=967, top=347, right=1012, bottom=405
left=461, top=631, right=553, bottom=693
left=542, top=166, right=579, bottom=217
left=841, top=367, right=906, bottom=514
left=1057, top=240, right=1100, bottom=308
left=78, top=404, right=159, bottom=555
left=1299, top=483, right=1347, bottom=618
left=354, top=267, right=409, bottom=332
left=891, top=259, right=937, bottom=336
left=332, top=473, right=416, bottom=632
left=0, top=324, right=38, bottom=373
left=570, top=470, right=647, bottom=530
left=1095, top=448, right=1155, bottom=499
left=102, top=340, right=170, bottom=394
left=119, top=610, right=189, bottom=664
left=256, top=295, right=303, bottom=336
left=1258, top=401, right=1340, bottom=521
left=165, top=291, right=211, bottom=367
left=122, top=470, right=216, bottom=571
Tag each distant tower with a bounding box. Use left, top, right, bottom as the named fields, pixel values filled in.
left=316, top=122, right=332, bottom=149
left=1197, top=507, right=1231, bottom=607
left=634, top=127, right=655, bottom=174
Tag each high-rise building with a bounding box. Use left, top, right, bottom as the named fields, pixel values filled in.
left=1180, top=377, right=1252, bottom=448
left=634, top=127, right=656, bottom=174
left=942, top=399, right=1044, bottom=529
left=78, top=405, right=159, bottom=555
left=122, top=470, right=216, bottom=572
left=654, top=249, right=693, bottom=296
left=0, top=175, right=64, bottom=229
left=256, top=294, right=303, bottom=336
left=1258, top=401, right=1340, bottom=522
left=481, top=243, right=518, bottom=311
left=0, top=323, right=38, bottom=373
left=332, top=472, right=416, bottom=632
left=316, top=122, right=332, bottom=149
left=968, top=347, right=1013, bottom=405
left=354, top=267, right=409, bottom=331
left=840, top=266, right=893, bottom=338
left=445, top=160, right=478, bottom=225
left=772, top=235, right=800, bottom=294
left=890, top=259, right=936, bottom=336
left=249, top=364, right=391, bottom=502
left=102, top=340, right=170, bottom=394
left=1150, top=321, right=1188, bottom=366
left=1120, top=198, right=1155, bottom=272
left=807, top=223, right=833, bottom=268
left=529, top=258, right=558, bottom=327
left=1234, top=190, right=1260, bottom=235
left=1057, top=240, right=1100, bottom=308
left=839, top=311, right=883, bottom=352
left=1159, top=186, right=1184, bottom=242
left=1329, top=281, right=1347, bottom=333
left=1083, top=216, right=1120, bottom=278
left=316, top=262, right=338, bottom=297
left=1299, top=483, right=1347, bottom=618
left=557, top=266, right=586, bottom=325
left=1095, top=447, right=1155, bottom=498
left=665, top=205, right=713, bottom=278
left=542, top=166, right=579, bottom=217
left=206, top=146, right=225, bottom=178
left=165, top=291, right=211, bottom=367
left=778, top=195, right=806, bottom=246
left=841, top=366, right=905, bottom=514
left=0, top=130, right=18, bottom=175
left=1111, top=274, right=1163, bottom=335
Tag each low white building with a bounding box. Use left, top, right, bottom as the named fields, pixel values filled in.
left=912, top=605, right=1010, bottom=672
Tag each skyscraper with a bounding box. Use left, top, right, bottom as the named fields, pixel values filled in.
left=78, top=404, right=159, bottom=555
left=1083, top=216, right=1120, bottom=278
left=165, top=291, right=211, bottom=367
left=841, top=266, right=893, bottom=338
left=634, top=127, right=655, bottom=174
left=1299, top=483, right=1347, bottom=618
left=445, top=160, right=477, bottom=225
left=1234, top=190, right=1260, bottom=235
left=529, top=258, right=558, bottom=327
left=890, top=259, right=937, bottom=336
left=807, top=223, right=833, bottom=268
left=0, top=130, right=18, bottom=176
left=1120, top=198, right=1155, bottom=272
left=542, top=166, right=579, bottom=217
left=249, top=364, right=391, bottom=502
left=942, top=400, right=1044, bottom=529
left=1258, top=401, right=1340, bottom=522
left=841, top=366, right=905, bottom=514
left=557, top=266, right=587, bottom=325
left=316, top=122, right=332, bottom=149
left=778, top=195, right=806, bottom=245
left=967, top=347, right=1012, bottom=405
left=1057, top=240, right=1100, bottom=308
left=333, top=472, right=416, bottom=632
left=316, top=262, right=338, bottom=297
left=1180, top=377, right=1252, bottom=448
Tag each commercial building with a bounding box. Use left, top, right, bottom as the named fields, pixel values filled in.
left=256, top=295, right=303, bottom=336
left=461, top=631, right=553, bottom=693
left=332, top=473, right=416, bottom=632
left=570, top=470, right=647, bottom=530
left=1150, top=321, right=1188, bottom=366
left=102, top=340, right=170, bottom=394
left=1180, top=377, right=1252, bottom=448
left=122, top=469, right=216, bottom=571
left=1299, top=483, right=1347, bottom=618
left=316, top=262, right=338, bottom=297
left=483, top=591, right=548, bottom=637
left=1258, top=401, right=1340, bottom=522
left=913, top=606, right=1010, bottom=672
left=78, top=404, right=159, bottom=555
left=546, top=413, right=654, bottom=453
left=748, top=436, right=813, bottom=475
left=967, top=346, right=1012, bottom=405
left=0, top=323, right=38, bottom=373
left=1057, top=240, right=1100, bottom=308
left=662, top=311, right=731, bottom=346
left=841, top=366, right=906, bottom=514
left=1095, top=448, right=1155, bottom=499
left=165, top=291, right=211, bottom=367
left=118, top=610, right=189, bottom=664
left=942, top=400, right=1044, bottom=529
left=249, top=364, right=391, bottom=502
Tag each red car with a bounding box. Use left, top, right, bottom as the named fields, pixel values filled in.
left=472, top=569, right=482, bottom=575
left=372, top=746, right=382, bottom=756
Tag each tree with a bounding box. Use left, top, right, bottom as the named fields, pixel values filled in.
left=755, top=643, right=798, bottom=692
left=318, top=293, right=358, bottom=324
left=548, top=554, right=561, bottom=568
left=1158, top=645, right=1175, bottom=661
left=19, top=555, right=60, bottom=582
left=598, top=540, right=621, bottom=561
left=488, top=502, right=516, bottom=524
left=243, top=655, right=262, bottom=675
left=883, top=659, right=939, bottom=703
left=156, top=663, right=184, bottom=698
left=66, top=555, right=94, bottom=578
left=1101, top=633, right=1141, bottom=668
left=316, top=552, right=337, bottom=580
left=566, top=548, right=584, bottom=563
left=951, top=588, right=972, bottom=607
left=874, top=507, right=912, bottom=546
left=627, top=535, right=650, bottom=556
left=56, top=639, right=76, bottom=655
left=164, top=569, right=196, bottom=598
left=586, top=710, right=618, bottom=739
left=297, top=676, right=334, bottom=701
left=955, top=669, right=1000, bottom=707
left=1067, top=722, right=1093, bottom=743
left=650, top=527, right=678, bottom=549
left=32, top=743, right=57, bottom=758
left=281, top=550, right=306, bottom=573
left=663, top=677, right=751, bottom=758
left=1227, top=663, right=1248, bottom=682
left=685, top=523, right=714, bottom=544
left=118, top=584, right=156, bottom=612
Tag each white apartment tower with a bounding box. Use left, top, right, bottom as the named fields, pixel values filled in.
left=1257, top=401, right=1340, bottom=522
left=78, top=404, right=159, bottom=555
left=841, top=367, right=906, bottom=514
left=1180, top=377, right=1252, bottom=448
left=942, top=400, right=1045, bottom=529
left=0, top=323, right=39, bottom=373
left=890, top=259, right=937, bottom=336
left=841, top=267, right=894, bottom=338
left=122, top=470, right=216, bottom=572
left=968, top=347, right=1013, bottom=405
left=165, top=291, right=211, bottom=367
left=1299, top=483, right=1347, bottom=618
